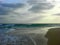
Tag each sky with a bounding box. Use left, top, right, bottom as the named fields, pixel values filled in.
left=0, top=0, right=60, bottom=23
left=0, top=0, right=27, bottom=3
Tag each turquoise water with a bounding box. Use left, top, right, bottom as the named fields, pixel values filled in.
left=0, top=24, right=60, bottom=33
left=0, top=24, right=60, bottom=28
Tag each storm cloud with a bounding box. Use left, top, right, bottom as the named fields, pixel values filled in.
left=0, top=3, right=25, bottom=15
left=28, top=3, right=54, bottom=13
left=0, top=0, right=56, bottom=23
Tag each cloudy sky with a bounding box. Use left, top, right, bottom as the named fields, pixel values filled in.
left=0, top=0, right=60, bottom=23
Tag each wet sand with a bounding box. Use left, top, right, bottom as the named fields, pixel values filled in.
left=45, top=28, right=60, bottom=45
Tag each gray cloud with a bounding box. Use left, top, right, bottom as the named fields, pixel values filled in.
left=0, top=0, right=55, bottom=23
left=27, top=0, right=47, bottom=5
left=28, top=3, right=54, bottom=13
left=53, top=13, right=60, bottom=16
left=0, top=3, right=25, bottom=15
left=27, top=0, right=54, bottom=13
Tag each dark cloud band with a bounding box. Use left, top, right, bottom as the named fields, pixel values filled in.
left=0, top=3, right=25, bottom=15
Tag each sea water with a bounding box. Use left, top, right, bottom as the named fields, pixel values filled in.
left=0, top=24, right=60, bottom=45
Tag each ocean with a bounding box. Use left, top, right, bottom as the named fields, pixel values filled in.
left=0, top=24, right=60, bottom=45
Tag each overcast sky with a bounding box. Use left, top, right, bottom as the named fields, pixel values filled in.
left=0, top=0, right=60, bottom=23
